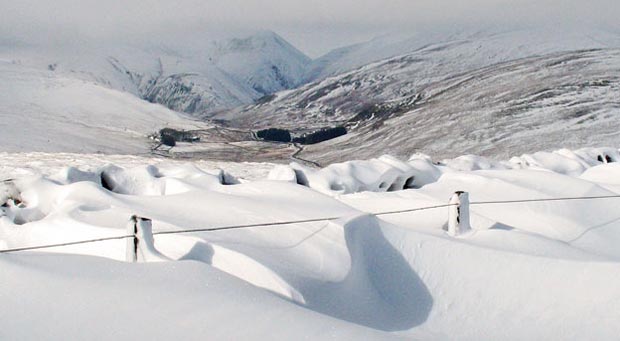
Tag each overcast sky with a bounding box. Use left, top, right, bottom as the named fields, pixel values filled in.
left=2, top=0, right=619, bottom=57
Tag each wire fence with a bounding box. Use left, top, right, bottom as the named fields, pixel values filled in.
left=2, top=193, right=620, bottom=254
left=0, top=234, right=133, bottom=253
left=469, top=194, right=620, bottom=205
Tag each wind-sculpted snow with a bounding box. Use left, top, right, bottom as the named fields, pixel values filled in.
left=269, top=155, right=441, bottom=195
left=1, top=163, right=357, bottom=302
left=97, top=164, right=239, bottom=196
left=0, top=253, right=395, bottom=340
left=267, top=147, right=620, bottom=195
left=2, top=148, right=620, bottom=339
left=3, top=148, right=620, bottom=339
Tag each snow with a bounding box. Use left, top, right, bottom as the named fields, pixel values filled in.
left=2, top=147, right=620, bottom=339
left=304, top=23, right=620, bottom=82
left=275, top=155, right=435, bottom=195
left=3, top=16, right=620, bottom=339
left=0, top=61, right=208, bottom=154
left=0, top=253, right=394, bottom=340
left=234, top=29, right=620, bottom=164
left=0, top=30, right=310, bottom=116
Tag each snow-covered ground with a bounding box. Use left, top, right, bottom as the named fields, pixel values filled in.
left=2, top=147, right=620, bottom=340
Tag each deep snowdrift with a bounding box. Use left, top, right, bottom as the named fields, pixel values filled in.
left=2, top=147, right=620, bottom=340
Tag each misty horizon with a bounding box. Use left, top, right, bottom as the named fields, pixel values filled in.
left=2, top=0, right=619, bottom=57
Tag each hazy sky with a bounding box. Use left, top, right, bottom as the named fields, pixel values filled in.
left=2, top=0, right=619, bottom=57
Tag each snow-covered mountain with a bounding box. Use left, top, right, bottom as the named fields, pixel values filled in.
left=3, top=24, right=620, bottom=164
left=303, top=23, right=620, bottom=82
left=302, top=49, right=620, bottom=163
left=227, top=26, right=620, bottom=163
left=211, top=31, right=311, bottom=95
left=0, top=31, right=310, bottom=116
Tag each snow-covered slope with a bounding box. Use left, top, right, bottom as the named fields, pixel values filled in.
left=0, top=31, right=310, bottom=116
left=0, top=60, right=207, bottom=154
left=301, top=49, right=620, bottom=163
left=232, top=41, right=620, bottom=163
left=236, top=25, right=620, bottom=126
left=2, top=147, right=620, bottom=339
left=304, top=24, right=620, bottom=82
left=212, top=31, right=311, bottom=95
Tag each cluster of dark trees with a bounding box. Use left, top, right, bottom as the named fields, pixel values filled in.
left=159, top=128, right=200, bottom=147
left=293, top=126, right=347, bottom=145
left=256, top=128, right=291, bottom=143
left=256, top=126, right=347, bottom=145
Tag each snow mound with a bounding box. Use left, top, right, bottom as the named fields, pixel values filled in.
left=269, top=155, right=441, bottom=195
left=509, top=147, right=620, bottom=176
left=580, top=163, right=620, bottom=185
left=96, top=164, right=237, bottom=196
left=269, top=147, right=619, bottom=195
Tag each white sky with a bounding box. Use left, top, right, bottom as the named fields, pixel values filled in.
left=1, top=0, right=619, bottom=57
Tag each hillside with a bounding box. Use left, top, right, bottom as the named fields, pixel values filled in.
left=306, top=49, right=620, bottom=163
left=0, top=60, right=207, bottom=154
left=228, top=27, right=620, bottom=164
left=304, top=24, right=620, bottom=82
left=3, top=26, right=620, bottom=164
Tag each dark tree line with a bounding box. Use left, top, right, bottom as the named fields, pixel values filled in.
left=293, top=126, right=347, bottom=145
left=256, top=128, right=292, bottom=143
left=256, top=126, right=347, bottom=145
left=159, top=128, right=200, bottom=147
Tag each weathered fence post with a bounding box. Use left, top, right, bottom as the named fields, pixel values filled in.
left=448, top=191, right=471, bottom=236
left=126, top=215, right=169, bottom=262
left=126, top=216, right=139, bottom=262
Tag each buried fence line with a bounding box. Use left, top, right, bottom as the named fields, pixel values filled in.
left=372, top=203, right=457, bottom=216
left=3, top=192, right=620, bottom=255
left=0, top=203, right=460, bottom=255
left=151, top=216, right=344, bottom=236
left=152, top=203, right=461, bottom=237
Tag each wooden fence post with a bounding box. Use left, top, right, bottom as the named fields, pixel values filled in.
left=126, top=216, right=139, bottom=262
left=126, top=215, right=169, bottom=262
left=448, top=191, right=471, bottom=236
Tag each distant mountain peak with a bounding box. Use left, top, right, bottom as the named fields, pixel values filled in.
left=0, top=30, right=311, bottom=116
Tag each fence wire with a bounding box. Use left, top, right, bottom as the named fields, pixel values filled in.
left=0, top=235, right=133, bottom=253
